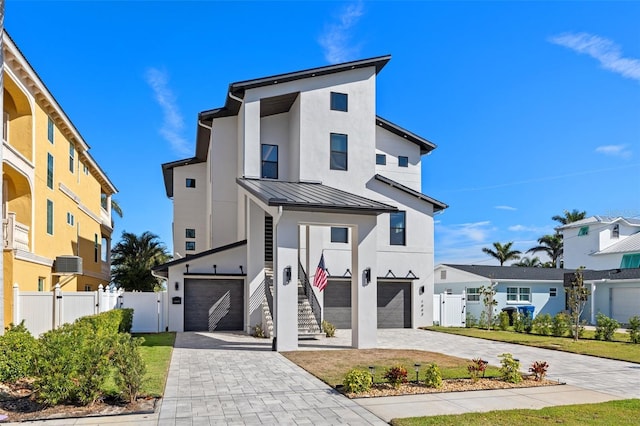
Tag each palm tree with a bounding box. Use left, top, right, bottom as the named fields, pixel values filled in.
left=111, top=199, right=123, bottom=218
left=111, top=231, right=170, bottom=291
left=552, top=209, right=586, bottom=226
left=482, top=242, right=521, bottom=266
left=513, top=256, right=543, bottom=267
left=527, top=234, right=563, bottom=268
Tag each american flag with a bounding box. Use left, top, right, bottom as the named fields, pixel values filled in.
left=313, top=254, right=328, bottom=291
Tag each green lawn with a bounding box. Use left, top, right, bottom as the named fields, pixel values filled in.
left=390, top=399, right=640, bottom=425
left=136, top=332, right=175, bottom=397
left=425, top=327, right=640, bottom=364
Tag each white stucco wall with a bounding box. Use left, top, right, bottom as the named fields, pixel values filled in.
left=260, top=113, right=291, bottom=180
left=375, top=126, right=422, bottom=191
left=563, top=221, right=640, bottom=270
left=172, top=163, right=207, bottom=257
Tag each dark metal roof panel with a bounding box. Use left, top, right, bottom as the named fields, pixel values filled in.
left=152, top=240, right=248, bottom=272
left=237, top=178, right=397, bottom=214
left=376, top=116, right=436, bottom=155
left=443, top=264, right=571, bottom=280
left=374, top=174, right=448, bottom=212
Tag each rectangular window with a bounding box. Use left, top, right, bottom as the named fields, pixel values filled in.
left=578, top=226, right=589, bottom=236
left=69, top=142, right=75, bottom=173
left=47, top=117, right=54, bottom=143
left=261, top=144, right=278, bottom=179
left=46, top=200, right=53, bottom=235
left=330, top=227, right=348, bottom=243
left=3, top=112, right=8, bottom=141
left=185, top=241, right=196, bottom=251
left=38, top=277, right=45, bottom=292
left=390, top=211, right=406, bottom=246
left=330, top=92, right=348, bottom=112
left=376, top=154, right=386, bottom=165
left=330, top=133, right=348, bottom=170
left=101, top=237, right=108, bottom=262
left=94, top=234, right=99, bottom=263
left=47, top=153, right=54, bottom=189
left=612, top=224, right=620, bottom=238
left=83, top=163, right=89, bottom=175
left=84, top=285, right=92, bottom=292
left=440, top=270, right=447, bottom=280
left=621, top=253, right=640, bottom=269
left=467, top=288, right=480, bottom=302
left=550, top=287, right=557, bottom=297
left=398, top=156, right=409, bottom=167
left=185, top=228, right=196, bottom=238
left=66, top=212, right=74, bottom=226
left=186, top=178, right=196, bottom=188
left=507, top=287, right=531, bottom=302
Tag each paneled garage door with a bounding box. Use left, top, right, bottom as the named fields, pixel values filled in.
left=323, top=280, right=412, bottom=329
left=611, top=287, right=640, bottom=323
left=184, top=279, right=244, bottom=331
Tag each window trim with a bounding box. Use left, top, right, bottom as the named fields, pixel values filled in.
left=390, top=211, right=406, bottom=246
left=186, top=178, right=196, bottom=188
left=261, top=144, right=279, bottom=179
left=47, top=117, right=54, bottom=143
left=185, top=228, right=196, bottom=238
left=66, top=212, right=74, bottom=226
left=94, top=234, right=99, bottom=263
left=46, top=199, right=54, bottom=235
left=549, top=287, right=557, bottom=297
left=330, top=133, right=348, bottom=171
left=467, top=287, right=481, bottom=303
left=69, top=142, right=75, bottom=173
left=507, top=286, right=531, bottom=303
left=47, top=153, right=54, bottom=189
left=185, top=241, right=196, bottom=251
left=376, top=154, right=386, bottom=165
left=330, top=227, right=349, bottom=243
left=330, top=92, right=348, bottom=112
left=398, top=156, right=409, bottom=167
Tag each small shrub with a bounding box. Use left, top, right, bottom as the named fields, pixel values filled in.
left=467, top=358, right=487, bottom=383
left=423, top=363, right=442, bottom=388
left=594, top=313, right=620, bottom=341
left=498, top=311, right=510, bottom=331
left=113, top=334, right=147, bottom=403
left=552, top=312, right=570, bottom=337
left=322, top=320, right=336, bottom=338
left=252, top=323, right=265, bottom=338
left=628, top=315, right=640, bottom=344
left=0, top=322, right=38, bottom=383
left=513, top=312, right=525, bottom=333
left=498, top=353, right=522, bottom=383
left=532, top=313, right=552, bottom=336
left=343, top=369, right=372, bottom=393
left=384, top=364, right=408, bottom=389
left=466, top=313, right=477, bottom=328
left=478, top=311, right=488, bottom=329
left=529, top=361, right=549, bottom=381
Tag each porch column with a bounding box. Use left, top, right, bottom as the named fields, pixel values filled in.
left=274, top=214, right=299, bottom=351
left=351, top=216, right=377, bottom=348
left=246, top=200, right=266, bottom=333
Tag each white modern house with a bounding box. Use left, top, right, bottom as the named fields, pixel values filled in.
left=153, top=56, right=447, bottom=351
left=559, top=216, right=640, bottom=270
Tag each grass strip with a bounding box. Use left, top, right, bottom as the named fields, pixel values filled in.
left=135, top=332, right=176, bottom=397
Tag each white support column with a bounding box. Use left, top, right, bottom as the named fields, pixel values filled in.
left=54, top=284, right=62, bottom=329
left=351, top=217, right=377, bottom=349
left=246, top=200, right=266, bottom=333
left=274, top=214, right=299, bottom=351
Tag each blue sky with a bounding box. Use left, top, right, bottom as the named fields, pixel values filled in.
left=6, top=1, right=640, bottom=265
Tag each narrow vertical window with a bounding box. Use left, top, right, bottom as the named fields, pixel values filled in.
left=66, top=212, right=74, bottom=226
left=94, top=234, right=99, bottom=263
left=38, top=277, right=45, bottom=292
left=69, top=142, right=75, bottom=173
left=398, top=156, right=409, bottom=167
left=390, top=211, right=406, bottom=246
left=330, top=92, right=348, bottom=111
left=261, top=144, right=278, bottom=179
left=2, top=112, right=8, bottom=142
left=330, top=133, right=348, bottom=170
left=47, top=117, right=54, bottom=143
left=612, top=224, right=619, bottom=238
left=101, top=237, right=109, bottom=262
left=46, top=200, right=54, bottom=235
left=47, top=153, right=54, bottom=189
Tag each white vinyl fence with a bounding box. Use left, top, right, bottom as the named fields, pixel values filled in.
left=12, top=283, right=168, bottom=337
left=433, top=292, right=466, bottom=327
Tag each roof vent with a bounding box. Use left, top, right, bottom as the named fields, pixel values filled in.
left=55, top=256, right=83, bottom=275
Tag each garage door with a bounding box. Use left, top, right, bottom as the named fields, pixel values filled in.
left=184, top=279, right=244, bottom=331
left=323, top=280, right=412, bottom=329
left=377, top=281, right=411, bottom=328
left=612, top=287, right=640, bottom=323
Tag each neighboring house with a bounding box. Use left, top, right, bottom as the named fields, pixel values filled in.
left=154, top=55, right=447, bottom=351
left=2, top=31, right=117, bottom=327
left=559, top=216, right=640, bottom=270
left=434, top=264, right=568, bottom=322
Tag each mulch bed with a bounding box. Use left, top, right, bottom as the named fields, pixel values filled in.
left=0, top=380, right=156, bottom=422
left=342, top=376, right=562, bottom=398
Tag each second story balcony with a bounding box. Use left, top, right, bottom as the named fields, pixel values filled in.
left=3, top=212, right=29, bottom=252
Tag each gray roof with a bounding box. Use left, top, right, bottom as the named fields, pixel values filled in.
left=594, top=231, right=640, bottom=255
left=374, top=174, right=447, bottom=212
left=376, top=116, right=436, bottom=155
left=161, top=157, right=205, bottom=198
left=558, top=216, right=640, bottom=230
left=576, top=268, right=640, bottom=281
left=152, top=240, right=247, bottom=275
left=237, top=178, right=397, bottom=214
left=443, top=264, right=571, bottom=281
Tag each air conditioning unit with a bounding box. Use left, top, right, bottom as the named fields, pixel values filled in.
left=55, top=256, right=83, bottom=274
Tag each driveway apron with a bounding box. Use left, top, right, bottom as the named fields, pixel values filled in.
left=157, top=332, right=386, bottom=425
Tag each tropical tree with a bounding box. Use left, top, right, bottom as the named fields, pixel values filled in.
left=527, top=234, right=563, bottom=268
left=552, top=209, right=587, bottom=226
left=111, top=231, right=170, bottom=291
left=111, top=199, right=123, bottom=218
left=481, top=242, right=521, bottom=266
left=513, top=256, right=543, bottom=267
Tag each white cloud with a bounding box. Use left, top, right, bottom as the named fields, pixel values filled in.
left=495, top=205, right=517, bottom=211
left=549, top=32, right=640, bottom=82
left=318, top=1, right=364, bottom=64
left=145, top=68, right=191, bottom=155
left=507, top=225, right=553, bottom=234
left=595, top=144, right=632, bottom=159
left=436, top=221, right=493, bottom=244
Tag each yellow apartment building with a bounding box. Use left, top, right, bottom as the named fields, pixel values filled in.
left=2, top=31, right=118, bottom=326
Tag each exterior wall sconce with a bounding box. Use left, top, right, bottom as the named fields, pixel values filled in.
left=284, top=266, right=292, bottom=284
left=185, top=264, right=190, bottom=273
left=364, top=267, right=371, bottom=284
left=239, top=265, right=244, bottom=274
left=175, top=282, right=179, bottom=291
left=213, top=264, right=217, bottom=274
left=419, top=285, right=425, bottom=295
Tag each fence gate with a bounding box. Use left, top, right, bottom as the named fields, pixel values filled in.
left=439, top=293, right=465, bottom=327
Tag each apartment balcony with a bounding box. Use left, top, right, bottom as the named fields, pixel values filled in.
left=3, top=212, right=30, bottom=251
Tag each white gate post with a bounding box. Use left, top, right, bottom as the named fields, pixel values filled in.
left=54, top=284, right=62, bottom=329
left=12, top=283, right=19, bottom=325
left=98, top=284, right=104, bottom=313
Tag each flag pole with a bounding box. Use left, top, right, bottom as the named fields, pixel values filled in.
left=0, top=0, right=6, bottom=334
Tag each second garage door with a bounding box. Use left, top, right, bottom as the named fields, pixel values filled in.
left=184, top=279, right=244, bottom=331
left=611, top=287, right=640, bottom=323
left=323, top=280, right=411, bottom=329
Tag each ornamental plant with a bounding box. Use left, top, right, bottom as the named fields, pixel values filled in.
left=322, top=320, right=336, bottom=338
left=467, top=358, right=488, bottom=383
left=532, top=313, right=552, bottom=336
left=594, top=313, right=620, bottom=342
left=529, top=361, right=549, bottom=381
left=551, top=312, right=571, bottom=337
left=628, top=316, right=640, bottom=344
left=343, top=369, right=372, bottom=394
left=498, top=353, right=522, bottom=383
left=0, top=322, right=38, bottom=383
left=384, top=364, right=408, bottom=389
left=498, top=311, right=510, bottom=331
left=423, top=363, right=442, bottom=389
